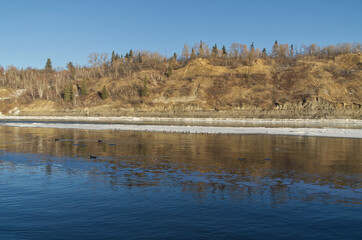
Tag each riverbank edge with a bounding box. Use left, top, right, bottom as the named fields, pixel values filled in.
left=0, top=116, right=361, bottom=139
left=1, top=115, right=361, bottom=124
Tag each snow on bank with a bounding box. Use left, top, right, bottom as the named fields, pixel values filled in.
left=0, top=115, right=361, bottom=124
left=0, top=121, right=361, bottom=139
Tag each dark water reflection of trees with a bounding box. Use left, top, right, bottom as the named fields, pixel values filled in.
left=0, top=126, right=361, bottom=205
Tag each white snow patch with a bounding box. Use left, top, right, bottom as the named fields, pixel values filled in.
left=0, top=116, right=361, bottom=138
left=0, top=121, right=361, bottom=138
left=0, top=115, right=361, bottom=124
left=8, top=107, right=20, bottom=116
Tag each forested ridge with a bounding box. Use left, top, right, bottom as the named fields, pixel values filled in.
left=0, top=41, right=361, bottom=118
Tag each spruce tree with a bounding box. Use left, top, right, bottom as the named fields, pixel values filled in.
left=63, top=84, right=73, bottom=102
left=199, top=40, right=204, bottom=57
left=81, top=79, right=88, bottom=96
left=190, top=48, right=196, bottom=60
left=141, top=77, right=149, bottom=97
left=272, top=40, right=279, bottom=59
left=101, top=85, right=108, bottom=100
left=250, top=42, right=255, bottom=52
left=111, top=51, right=115, bottom=65
left=222, top=45, right=227, bottom=56
left=173, top=52, right=177, bottom=60
left=167, top=65, right=172, bottom=77
left=70, top=84, right=74, bottom=101
left=290, top=44, right=295, bottom=58
left=115, top=53, right=120, bottom=60
left=262, top=48, right=267, bottom=59
left=45, top=58, right=53, bottom=72
left=66, top=61, right=76, bottom=80
left=249, top=42, right=256, bottom=61
left=66, top=61, right=74, bottom=70
left=63, top=84, right=71, bottom=102
left=212, top=44, right=218, bottom=56
left=129, top=49, right=133, bottom=58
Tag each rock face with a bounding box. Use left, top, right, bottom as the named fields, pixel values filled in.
left=0, top=57, right=361, bottom=119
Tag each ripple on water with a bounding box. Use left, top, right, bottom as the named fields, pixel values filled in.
left=0, top=126, right=361, bottom=239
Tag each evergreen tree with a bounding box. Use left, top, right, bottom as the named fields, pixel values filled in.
left=173, top=52, right=177, bottom=60
left=272, top=40, right=279, bottom=59
left=101, top=85, right=108, bottom=99
left=262, top=48, right=268, bottom=59
left=222, top=45, right=227, bottom=56
left=129, top=49, right=133, bottom=58
left=199, top=40, right=204, bottom=57
left=250, top=42, right=255, bottom=51
left=63, top=84, right=71, bottom=102
left=63, top=84, right=73, bottom=102
left=138, top=52, right=142, bottom=63
left=115, top=53, right=120, bottom=60
left=249, top=42, right=256, bottom=61
left=45, top=58, right=53, bottom=72
left=81, top=79, right=88, bottom=96
left=111, top=51, right=115, bottom=64
left=167, top=65, right=172, bottom=77
left=290, top=44, right=295, bottom=58
left=66, top=61, right=74, bottom=70
left=70, top=84, right=74, bottom=101
left=212, top=44, right=219, bottom=56
left=190, top=48, right=196, bottom=60
left=66, top=61, right=76, bottom=80
left=141, top=77, right=149, bottom=97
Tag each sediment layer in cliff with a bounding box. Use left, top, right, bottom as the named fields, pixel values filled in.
left=1, top=55, right=361, bottom=119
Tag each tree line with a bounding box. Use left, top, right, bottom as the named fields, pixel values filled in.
left=0, top=41, right=360, bottom=103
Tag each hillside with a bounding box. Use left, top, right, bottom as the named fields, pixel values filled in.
left=0, top=53, right=361, bottom=119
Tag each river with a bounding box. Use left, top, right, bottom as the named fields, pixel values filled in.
left=0, top=125, right=361, bottom=239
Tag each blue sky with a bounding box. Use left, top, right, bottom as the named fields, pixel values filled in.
left=0, top=0, right=361, bottom=69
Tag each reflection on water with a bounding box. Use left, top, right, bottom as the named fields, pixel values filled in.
left=0, top=126, right=361, bottom=239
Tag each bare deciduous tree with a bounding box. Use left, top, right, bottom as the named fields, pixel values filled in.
left=182, top=44, right=190, bottom=62
left=88, top=52, right=109, bottom=68
left=36, top=76, right=47, bottom=99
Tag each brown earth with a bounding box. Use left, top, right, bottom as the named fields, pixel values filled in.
left=0, top=57, right=361, bottom=119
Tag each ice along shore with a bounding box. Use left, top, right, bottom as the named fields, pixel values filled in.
left=0, top=116, right=361, bottom=138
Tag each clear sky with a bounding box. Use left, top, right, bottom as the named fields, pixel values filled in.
left=0, top=0, right=361, bottom=69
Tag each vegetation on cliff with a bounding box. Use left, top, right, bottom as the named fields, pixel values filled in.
left=0, top=41, right=361, bottom=118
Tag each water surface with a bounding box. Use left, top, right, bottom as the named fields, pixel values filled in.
left=0, top=126, right=361, bottom=239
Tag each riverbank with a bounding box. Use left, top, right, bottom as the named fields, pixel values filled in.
left=1, top=115, right=361, bottom=124
left=0, top=116, right=361, bottom=138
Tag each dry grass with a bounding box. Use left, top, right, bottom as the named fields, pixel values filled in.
left=1, top=55, right=361, bottom=117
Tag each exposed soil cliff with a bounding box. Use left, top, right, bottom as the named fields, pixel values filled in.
left=1, top=56, right=361, bottom=119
